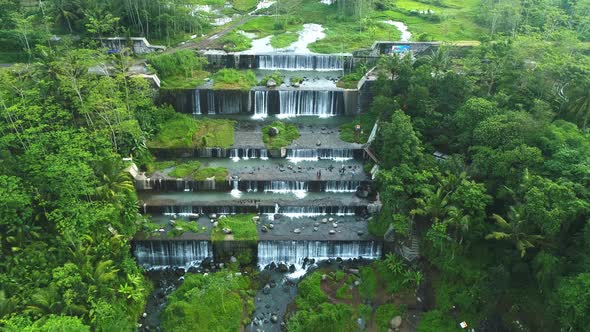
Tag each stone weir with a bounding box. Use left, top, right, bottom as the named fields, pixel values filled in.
left=159, top=87, right=360, bottom=117
left=202, top=51, right=354, bottom=72
left=139, top=191, right=373, bottom=216
left=132, top=214, right=383, bottom=269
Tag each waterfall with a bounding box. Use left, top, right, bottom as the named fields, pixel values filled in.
left=264, top=181, right=307, bottom=193
left=253, top=90, right=268, bottom=118
left=278, top=90, right=342, bottom=117
left=133, top=240, right=212, bottom=268
left=257, top=240, right=382, bottom=268
left=193, top=90, right=201, bottom=115
left=324, top=181, right=361, bottom=193
left=164, top=206, right=196, bottom=216
left=257, top=54, right=344, bottom=71
left=228, top=148, right=269, bottom=160
left=206, top=90, right=216, bottom=114
left=286, top=149, right=355, bottom=161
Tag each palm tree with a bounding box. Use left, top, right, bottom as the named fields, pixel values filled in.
left=485, top=206, right=544, bottom=257
left=95, top=159, right=135, bottom=201
left=411, top=186, right=452, bottom=223
left=565, top=78, right=590, bottom=129
left=426, top=46, right=451, bottom=79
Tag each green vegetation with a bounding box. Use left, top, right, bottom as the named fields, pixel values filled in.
left=375, top=304, right=406, bottom=332
left=161, top=271, right=255, bottom=331
left=271, top=32, right=299, bottom=48
left=259, top=71, right=285, bottom=86
left=167, top=219, right=207, bottom=237
left=147, top=50, right=209, bottom=88
left=168, top=161, right=202, bottom=178
left=232, top=0, right=259, bottom=12
left=210, top=214, right=258, bottom=241
left=220, top=31, right=252, bottom=52
left=212, top=69, right=258, bottom=90
left=339, top=111, right=378, bottom=144
left=193, top=167, right=229, bottom=181
left=148, top=114, right=235, bottom=149
left=262, top=121, right=300, bottom=149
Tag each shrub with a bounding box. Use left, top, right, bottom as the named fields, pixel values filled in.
left=375, top=304, right=406, bottom=332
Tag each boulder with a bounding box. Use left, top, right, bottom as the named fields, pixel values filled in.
left=390, top=316, right=402, bottom=328
left=266, top=79, right=277, bottom=88
left=230, top=256, right=237, bottom=263
left=321, top=274, right=328, bottom=281
left=263, top=284, right=271, bottom=295
left=333, top=222, right=338, bottom=228
left=212, top=221, right=219, bottom=228
left=293, top=228, right=301, bottom=234
left=270, top=314, right=278, bottom=323
left=252, top=215, right=260, bottom=222
left=268, top=126, right=280, bottom=137
left=328, top=217, right=334, bottom=222
left=357, top=230, right=364, bottom=236
left=329, top=230, right=336, bottom=235
left=321, top=218, right=328, bottom=224
left=222, top=227, right=232, bottom=234
left=316, top=140, right=322, bottom=146
left=277, top=263, right=289, bottom=272
left=268, top=223, right=274, bottom=229
left=261, top=225, right=268, bottom=232
left=313, top=227, right=318, bottom=232
left=356, top=190, right=369, bottom=198
left=209, top=213, right=218, bottom=219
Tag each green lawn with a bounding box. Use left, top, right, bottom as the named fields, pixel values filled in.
left=147, top=114, right=235, bottom=149
left=168, top=161, right=202, bottom=178
left=270, top=32, right=299, bottom=48
left=262, top=121, right=300, bottom=149
left=212, top=68, right=258, bottom=90
left=210, top=214, right=258, bottom=241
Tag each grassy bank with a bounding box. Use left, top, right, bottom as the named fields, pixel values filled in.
left=339, top=112, right=377, bottom=144
left=147, top=160, right=229, bottom=181
left=147, top=114, right=235, bottom=149
left=210, top=214, right=258, bottom=242
left=262, top=121, right=300, bottom=149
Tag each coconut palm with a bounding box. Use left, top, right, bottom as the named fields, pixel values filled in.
left=565, top=78, right=590, bottom=129
left=485, top=206, right=544, bottom=257
left=95, top=159, right=135, bottom=201
left=411, top=186, right=452, bottom=223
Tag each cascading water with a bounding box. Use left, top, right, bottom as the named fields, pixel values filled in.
left=229, top=148, right=269, bottom=161
left=257, top=240, right=382, bottom=268
left=264, top=181, right=307, bottom=199
left=324, top=181, right=361, bottom=193
left=133, top=240, right=212, bottom=268
left=206, top=90, right=216, bottom=114
left=278, top=90, right=342, bottom=117
left=253, top=90, right=268, bottom=118
left=286, top=149, right=355, bottom=161
left=193, top=90, right=201, bottom=115
left=257, top=54, right=344, bottom=71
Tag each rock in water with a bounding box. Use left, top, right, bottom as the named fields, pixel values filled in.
left=261, top=225, right=268, bottom=232
left=270, top=315, right=278, bottom=323
left=293, top=228, right=301, bottom=234
left=263, top=284, right=271, bottom=295
left=266, top=79, right=277, bottom=88
left=329, top=230, right=336, bottom=235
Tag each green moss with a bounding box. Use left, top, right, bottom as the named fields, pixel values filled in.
left=147, top=114, right=235, bottom=149
left=167, top=219, right=207, bottom=237
left=194, top=167, right=229, bottom=181
left=168, top=161, right=202, bottom=178
left=212, top=69, right=257, bottom=90
left=270, top=32, right=299, bottom=48
left=210, top=214, right=258, bottom=242
left=146, top=160, right=177, bottom=174
left=375, top=304, right=406, bottom=332
left=259, top=71, right=285, bottom=86
left=336, top=71, right=365, bottom=89
left=262, top=121, right=300, bottom=149
left=161, top=271, right=255, bottom=331
left=220, top=31, right=252, bottom=52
